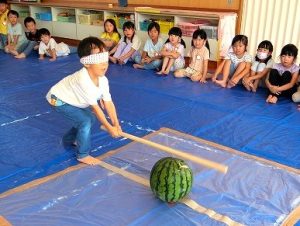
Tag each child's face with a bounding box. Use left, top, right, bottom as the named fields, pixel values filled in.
left=232, top=41, right=246, bottom=57
left=148, top=27, right=159, bottom=41
left=280, top=54, right=295, bottom=68
left=0, top=3, right=7, bottom=14
left=25, top=21, right=37, bottom=33
left=193, top=37, right=205, bottom=49
left=124, top=27, right=134, bottom=38
left=169, top=34, right=180, bottom=45
left=8, top=14, right=18, bottom=25
left=256, top=48, right=271, bottom=60
left=40, top=34, right=51, bottom=44
left=104, top=21, right=114, bottom=33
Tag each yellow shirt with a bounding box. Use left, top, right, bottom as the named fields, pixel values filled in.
left=100, top=32, right=120, bottom=44
left=0, top=9, right=8, bottom=35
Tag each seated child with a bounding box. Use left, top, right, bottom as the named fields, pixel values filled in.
left=0, top=0, right=9, bottom=50
left=109, top=21, right=141, bottom=65
left=157, top=27, right=186, bottom=75
left=38, top=28, right=70, bottom=61
left=46, top=37, right=122, bottom=165
left=133, top=21, right=164, bottom=70
left=266, top=44, right=299, bottom=104
left=242, top=40, right=274, bottom=92
left=100, top=18, right=121, bottom=51
left=15, top=16, right=40, bottom=59
left=212, top=35, right=252, bottom=88
left=174, top=29, right=210, bottom=82
left=4, top=10, right=27, bottom=56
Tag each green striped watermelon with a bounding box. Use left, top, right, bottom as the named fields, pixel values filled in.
left=150, top=157, right=193, bottom=203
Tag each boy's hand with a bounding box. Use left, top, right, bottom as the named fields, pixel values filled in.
left=108, top=126, right=121, bottom=138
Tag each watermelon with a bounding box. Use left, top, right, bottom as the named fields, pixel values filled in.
left=150, top=157, right=193, bottom=203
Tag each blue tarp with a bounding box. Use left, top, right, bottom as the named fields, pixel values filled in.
left=0, top=52, right=299, bottom=225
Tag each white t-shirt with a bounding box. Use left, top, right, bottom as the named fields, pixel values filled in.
left=46, top=67, right=112, bottom=108
left=7, top=23, right=27, bottom=48
left=123, top=34, right=141, bottom=50
left=143, top=38, right=164, bottom=58
left=225, top=51, right=252, bottom=68
left=39, top=38, right=70, bottom=56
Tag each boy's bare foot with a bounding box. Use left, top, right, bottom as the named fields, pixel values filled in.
left=15, top=53, right=26, bottom=59
left=215, top=80, right=227, bottom=88
left=78, top=156, right=101, bottom=165
left=269, top=96, right=278, bottom=104
left=11, top=50, right=18, bottom=56
left=156, top=70, right=163, bottom=75
left=133, top=64, right=143, bottom=69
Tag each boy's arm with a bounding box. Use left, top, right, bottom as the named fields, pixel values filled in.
left=48, top=48, right=57, bottom=61
left=103, top=100, right=121, bottom=130
left=91, top=104, right=120, bottom=137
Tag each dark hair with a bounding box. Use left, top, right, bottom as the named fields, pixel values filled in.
left=147, top=21, right=160, bottom=34
left=255, top=40, right=273, bottom=63
left=24, top=16, right=36, bottom=26
left=122, top=21, right=135, bottom=42
left=0, top=0, right=8, bottom=4
left=191, top=29, right=210, bottom=52
left=8, top=10, right=19, bottom=18
left=104, top=19, right=121, bottom=39
left=77, top=36, right=105, bottom=58
left=165, top=27, right=186, bottom=48
left=39, top=28, right=50, bottom=37
left=231, top=34, right=248, bottom=47
left=280, top=44, right=298, bottom=58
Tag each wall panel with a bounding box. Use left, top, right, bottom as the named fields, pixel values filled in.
left=240, top=0, right=300, bottom=63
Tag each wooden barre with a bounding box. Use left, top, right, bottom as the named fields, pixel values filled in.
left=101, top=127, right=228, bottom=174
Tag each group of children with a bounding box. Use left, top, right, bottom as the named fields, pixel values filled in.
left=0, top=0, right=72, bottom=60
left=1, top=0, right=300, bottom=165
left=100, top=17, right=300, bottom=105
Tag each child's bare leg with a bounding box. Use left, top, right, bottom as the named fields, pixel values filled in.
left=191, top=72, right=202, bottom=82
left=212, top=60, right=225, bottom=82
left=215, top=61, right=231, bottom=88
left=78, top=155, right=101, bottom=165
left=157, top=57, right=169, bottom=74
left=174, top=69, right=185, bottom=78
left=228, top=62, right=246, bottom=87
left=164, top=58, right=175, bottom=74
left=250, top=79, right=259, bottom=92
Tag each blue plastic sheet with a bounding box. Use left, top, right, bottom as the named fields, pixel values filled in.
left=0, top=129, right=299, bottom=225
left=0, top=51, right=300, bottom=224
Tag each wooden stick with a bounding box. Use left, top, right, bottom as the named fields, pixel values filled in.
left=101, top=127, right=228, bottom=174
